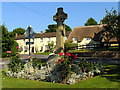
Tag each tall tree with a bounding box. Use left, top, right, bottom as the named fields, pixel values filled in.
left=85, top=17, right=98, bottom=26
left=10, top=28, right=25, bottom=38
left=45, top=24, right=72, bottom=33
left=102, top=8, right=117, bottom=24
left=103, top=9, right=120, bottom=48
left=1, top=25, right=18, bottom=57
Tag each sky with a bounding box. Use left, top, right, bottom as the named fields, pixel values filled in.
left=2, top=2, right=118, bottom=33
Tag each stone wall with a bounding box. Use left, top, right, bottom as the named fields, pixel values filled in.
left=70, top=51, right=120, bottom=59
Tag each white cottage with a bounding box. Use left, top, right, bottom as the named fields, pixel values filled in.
left=15, top=31, right=71, bottom=54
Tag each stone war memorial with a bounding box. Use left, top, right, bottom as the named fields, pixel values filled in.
left=53, top=7, right=67, bottom=54
left=5, top=7, right=103, bottom=85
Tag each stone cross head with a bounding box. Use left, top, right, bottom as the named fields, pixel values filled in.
left=53, top=7, right=67, bottom=23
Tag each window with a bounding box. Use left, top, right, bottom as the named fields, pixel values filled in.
left=45, top=45, right=49, bottom=50
left=23, top=39, right=25, bottom=43
left=73, top=38, right=78, bottom=43
left=47, top=38, right=50, bottom=42
left=73, top=38, right=78, bottom=41
left=86, top=38, right=91, bottom=40
left=41, top=46, right=43, bottom=51
left=40, top=38, right=43, bottom=42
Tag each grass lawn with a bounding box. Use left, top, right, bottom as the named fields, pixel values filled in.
left=68, top=47, right=120, bottom=53
left=36, top=52, right=53, bottom=55
left=1, top=64, right=120, bottom=88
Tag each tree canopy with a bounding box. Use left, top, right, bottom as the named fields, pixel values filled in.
left=45, top=24, right=72, bottom=33
left=9, top=28, right=25, bottom=38
left=1, top=25, right=19, bottom=57
left=85, top=17, right=98, bottom=26
left=102, top=9, right=117, bottom=24
left=103, top=8, right=120, bottom=48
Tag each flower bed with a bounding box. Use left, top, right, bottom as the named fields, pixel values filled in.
left=5, top=51, right=103, bottom=85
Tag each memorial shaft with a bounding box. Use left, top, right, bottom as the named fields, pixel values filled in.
left=53, top=7, right=67, bottom=54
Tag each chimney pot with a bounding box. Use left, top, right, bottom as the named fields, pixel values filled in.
left=41, top=31, right=43, bottom=34
left=100, top=20, right=102, bottom=25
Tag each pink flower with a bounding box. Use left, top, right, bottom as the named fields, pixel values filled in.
left=19, top=54, right=21, bottom=55
left=59, top=52, right=63, bottom=56
left=7, top=51, right=11, bottom=54
left=27, top=56, right=30, bottom=59
left=16, top=46, right=19, bottom=49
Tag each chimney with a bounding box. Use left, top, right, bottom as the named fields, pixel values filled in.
left=100, top=20, right=102, bottom=25
left=15, top=33, right=18, bottom=38
left=41, top=31, right=43, bottom=34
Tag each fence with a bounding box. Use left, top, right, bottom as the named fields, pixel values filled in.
left=69, top=43, right=119, bottom=50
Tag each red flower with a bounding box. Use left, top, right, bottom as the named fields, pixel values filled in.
left=56, top=61, right=59, bottom=64
left=7, top=51, right=11, bottom=54
left=67, top=53, right=71, bottom=56
left=58, top=59, right=61, bottom=62
left=27, top=56, right=30, bottom=59
left=72, top=55, right=77, bottom=59
left=60, top=59, right=63, bottom=62
left=59, top=52, right=63, bottom=56
left=65, top=52, right=68, bottom=54
left=66, top=58, right=68, bottom=60
left=16, top=46, right=19, bottom=49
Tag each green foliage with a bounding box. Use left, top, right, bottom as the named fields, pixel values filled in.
left=56, top=52, right=77, bottom=83
left=78, top=59, right=101, bottom=72
left=8, top=55, right=24, bottom=73
left=48, top=41, right=54, bottom=51
left=103, top=8, right=120, bottom=48
left=1, top=25, right=20, bottom=57
left=9, top=28, right=25, bottom=38
left=32, top=58, right=47, bottom=69
left=11, top=41, right=19, bottom=56
left=64, top=41, right=78, bottom=52
left=102, top=8, right=117, bottom=24
left=1, top=25, right=12, bottom=52
left=85, top=17, right=98, bottom=26
left=45, top=24, right=72, bottom=33
left=2, top=64, right=119, bottom=88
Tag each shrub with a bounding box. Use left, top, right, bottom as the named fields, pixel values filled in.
left=55, top=52, right=77, bottom=83
left=8, top=54, right=24, bottom=73
left=32, top=58, right=47, bottom=69
left=64, top=41, right=78, bottom=52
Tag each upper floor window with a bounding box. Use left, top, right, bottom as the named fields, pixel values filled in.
left=86, top=38, right=91, bottom=40
left=40, top=38, right=43, bottom=42
left=73, top=38, right=78, bottom=41
left=73, top=37, right=78, bottom=43
left=47, top=38, right=50, bottom=42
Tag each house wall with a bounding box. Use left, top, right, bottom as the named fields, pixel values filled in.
left=78, top=37, right=99, bottom=49
left=16, top=37, right=69, bottom=54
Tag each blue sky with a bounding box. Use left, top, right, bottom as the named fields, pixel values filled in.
left=2, top=2, right=118, bottom=33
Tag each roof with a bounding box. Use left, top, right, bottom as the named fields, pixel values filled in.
left=15, top=31, right=71, bottom=40
left=68, top=25, right=104, bottom=42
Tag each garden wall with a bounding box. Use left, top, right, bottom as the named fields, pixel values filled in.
left=70, top=51, right=120, bottom=59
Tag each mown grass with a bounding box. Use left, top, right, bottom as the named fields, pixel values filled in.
left=68, top=47, right=120, bottom=53
left=1, top=63, right=120, bottom=88
left=36, top=52, right=52, bottom=55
